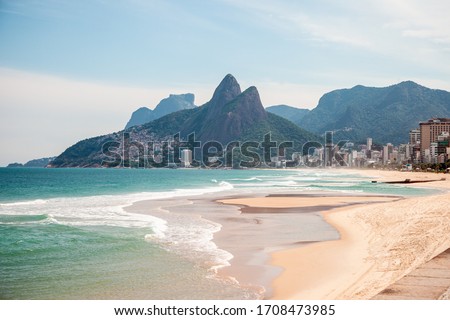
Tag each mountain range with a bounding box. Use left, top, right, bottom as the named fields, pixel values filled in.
left=49, top=76, right=450, bottom=168
left=50, top=75, right=317, bottom=168
left=123, top=80, right=450, bottom=147
left=297, top=81, right=450, bottom=144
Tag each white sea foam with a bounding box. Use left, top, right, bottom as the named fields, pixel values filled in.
left=0, top=182, right=236, bottom=252
left=232, top=180, right=299, bottom=187
left=218, top=181, right=233, bottom=189
left=311, top=182, right=359, bottom=187
left=0, top=213, right=58, bottom=225
left=0, top=171, right=385, bottom=277
left=147, top=214, right=234, bottom=273
left=126, top=193, right=236, bottom=274
left=0, top=199, right=48, bottom=207
left=229, top=177, right=262, bottom=182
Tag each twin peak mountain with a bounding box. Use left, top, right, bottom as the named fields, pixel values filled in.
left=50, top=74, right=315, bottom=167
left=181, top=74, right=267, bottom=143
left=125, top=74, right=268, bottom=142
left=126, top=73, right=314, bottom=145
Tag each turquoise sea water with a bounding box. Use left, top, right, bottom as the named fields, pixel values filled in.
left=0, top=168, right=438, bottom=299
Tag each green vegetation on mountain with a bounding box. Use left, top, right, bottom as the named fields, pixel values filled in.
left=6, top=157, right=56, bottom=168
left=300, top=81, right=450, bottom=144
left=49, top=77, right=450, bottom=168
left=50, top=75, right=319, bottom=168
left=266, top=105, right=310, bottom=126
left=50, top=134, right=120, bottom=167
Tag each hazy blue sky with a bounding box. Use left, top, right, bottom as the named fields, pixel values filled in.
left=1, top=0, right=450, bottom=165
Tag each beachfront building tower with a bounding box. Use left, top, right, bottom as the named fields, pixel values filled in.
left=325, top=131, right=333, bottom=166
left=420, top=118, right=450, bottom=162
left=382, top=143, right=394, bottom=165
left=409, top=128, right=421, bottom=163
left=367, top=138, right=372, bottom=151
left=180, top=149, right=192, bottom=167
left=409, top=129, right=421, bottom=146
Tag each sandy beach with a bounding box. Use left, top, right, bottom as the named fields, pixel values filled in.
left=220, top=169, right=450, bottom=299
left=215, top=191, right=403, bottom=297
left=123, top=168, right=450, bottom=300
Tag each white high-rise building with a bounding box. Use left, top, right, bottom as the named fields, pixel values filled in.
left=409, top=129, right=420, bottom=146
left=430, top=142, right=438, bottom=164
left=180, top=149, right=192, bottom=167
left=383, top=143, right=394, bottom=164
left=367, top=137, right=372, bottom=151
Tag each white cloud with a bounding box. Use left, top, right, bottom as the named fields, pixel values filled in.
left=221, top=0, right=450, bottom=72
left=222, top=0, right=374, bottom=48
left=373, top=0, right=450, bottom=44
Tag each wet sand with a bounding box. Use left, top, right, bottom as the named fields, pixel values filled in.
left=125, top=169, right=450, bottom=300
left=214, top=193, right=402, bottom=297
left=268, top=170, right=450, bottom=299
left=126, top=190, right=397, bottom=298
left=218, top=193, right=402, bottom=299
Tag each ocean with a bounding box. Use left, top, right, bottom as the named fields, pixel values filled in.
left=0, top=168, right=437, bottom=299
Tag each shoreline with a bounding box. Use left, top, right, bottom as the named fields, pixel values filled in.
left=125, top=188, right=398, bottom=299
left=124, top=168, right=450, bottom=299
left=214, top=193, right=402, bottom=298
left=269, top=169, right=450, bottom=299
left=216, top=192, right=402, bottom=299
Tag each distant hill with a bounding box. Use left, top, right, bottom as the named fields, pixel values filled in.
left=266, top=105, right=310, bottom=126
left=125, top=93, right=196, bottom=129
left=7, top=157, right=55, bottom=168
left=6, top=163, right=23, bottom=168
left=50, top=75, right=318, bottom=168
left=300, top=81, right=450, bottom=144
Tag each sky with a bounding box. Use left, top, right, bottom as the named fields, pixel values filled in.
left=1, top=0, right=450, bottom=166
